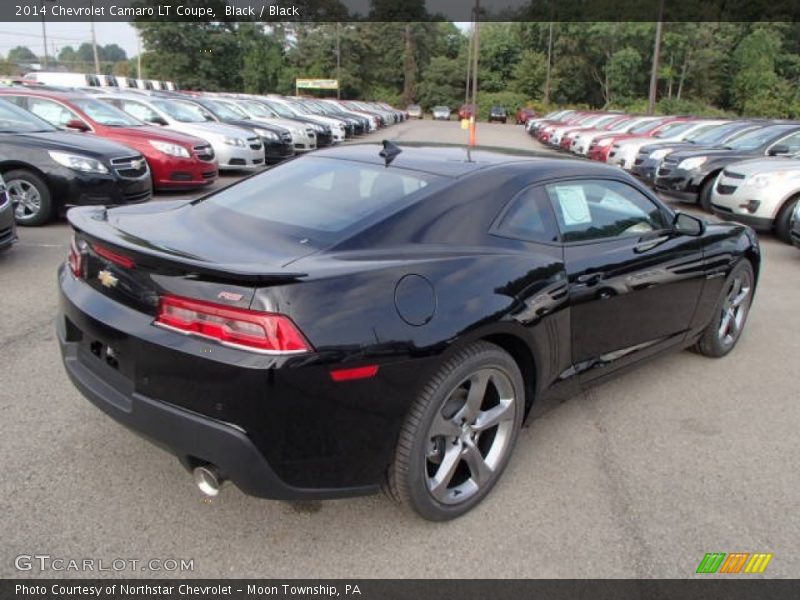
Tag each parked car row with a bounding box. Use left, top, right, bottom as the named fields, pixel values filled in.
left=527, top=109, right=800, bottom=246
left=0, top=82, right=405, bottom=228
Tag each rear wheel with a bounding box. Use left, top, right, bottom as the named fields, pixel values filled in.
left=694, top=260, right=754, bottom=358
left=774, top=195, right=799, bottom=244
left=387, top=342, right=524, bottom=521
left=5, top=169, right=54, bottom=226
left=698, top=177, right=716, bottom=212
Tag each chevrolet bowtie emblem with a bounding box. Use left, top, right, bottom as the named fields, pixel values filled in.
left=97, top=269, right=118, bottom=288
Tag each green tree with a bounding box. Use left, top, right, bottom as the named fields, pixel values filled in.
left=731, top=27, right=787, bottom=116
left=510, top=49, right=548, bottom=99
left=8, top=46, right=37, bottom=62
left=416, top=55, right=465, bottom=109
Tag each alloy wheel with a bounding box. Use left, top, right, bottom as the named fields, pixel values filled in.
left=718, top=270, right=752, bottom=348
left=425, top=367, right=517, bottom=505
left=7, top=180, right=42, bottom=220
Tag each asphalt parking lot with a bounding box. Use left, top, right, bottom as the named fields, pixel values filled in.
left=2, top=120, right=798, bottom=578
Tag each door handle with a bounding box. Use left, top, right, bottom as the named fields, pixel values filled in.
left=634, top=234, right=671, bottom=253
left=577, top=272, right=604, bottom=285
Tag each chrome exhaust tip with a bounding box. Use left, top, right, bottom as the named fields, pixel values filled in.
left=193, top=464, right=224, bottom=497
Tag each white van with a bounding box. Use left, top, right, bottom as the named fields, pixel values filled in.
left=96, top=74, right=119, bottom=88
left=23, top=72, right=101, bottom=87
left=117, top=78, right=138, bottom=89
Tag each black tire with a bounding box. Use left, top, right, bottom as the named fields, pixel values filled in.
left=698, top=176, right=716, bottom=212
left=694, top=260, right=755, bottom=358
left=4, top=169, right=54, bottom=226
left=387, top=341, right=525, bottom=521
left=774, top=195, right=799, bottom=244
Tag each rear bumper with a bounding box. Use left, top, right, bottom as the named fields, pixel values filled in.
left=59, top=326, right=375, bottom=501
left=55, top=266, right=416, bottom=501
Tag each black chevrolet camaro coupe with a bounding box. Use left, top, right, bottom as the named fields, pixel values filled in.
left=57, top=143, right=760, bottom=520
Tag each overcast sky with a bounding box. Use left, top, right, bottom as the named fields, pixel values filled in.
left=0, top=21, right=141, bottom=57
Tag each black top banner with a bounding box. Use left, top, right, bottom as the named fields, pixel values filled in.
left=2, top=0, right=800, bottom=23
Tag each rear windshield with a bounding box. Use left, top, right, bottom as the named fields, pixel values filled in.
left=194, top=156, right=440, bottom=243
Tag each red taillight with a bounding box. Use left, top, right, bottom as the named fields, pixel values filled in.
left=93, top=243, right=135, bottom=269
left=68, top=236, right=83, bottom=278
left=155, top=295, right=311, bottom=355
left=330, top=365, right=379, bottom=382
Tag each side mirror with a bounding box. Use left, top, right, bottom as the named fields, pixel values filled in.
left=147, top=116, right=168, bottom=126
left=768, top=144, right=789, bottom=156
left=673, top=212, right=705, bottom=237
left=65, top=118, right=89, bottom=132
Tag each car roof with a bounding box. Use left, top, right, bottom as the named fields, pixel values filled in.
left=312, top=143, right=626, bottom=178
left=0, top=89, right=95, bottom=103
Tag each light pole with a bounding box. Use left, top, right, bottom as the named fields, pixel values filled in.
left=335, top=23, right=341, bottom=100
left=469, top=0, right=480, bottom=147
left=90, top=0, right=100, bottom=74
left=544, top=22, right=553, bottom=106
left=464, top=23, right=472, bottom=106
left=137, top=33, right=142, bottom=79
left=647, top=0, right=666, bottom=115
left=40, top=0, right=49, bottom=68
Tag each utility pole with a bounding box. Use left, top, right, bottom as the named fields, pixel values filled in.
left=40, top=0, right=48, bottom=68
left=90, top=1, right=100, bottom=74
left=335, top=23, right=341, bottom=100
left=544, top=22, right=553, bottom=106
left=464, top=23, right=472, bottom=106
left=137, top=34, right=142, bottom=79
left=469, top=0, right=480, bottom=147
left=647, top=0, right=665, bottom=115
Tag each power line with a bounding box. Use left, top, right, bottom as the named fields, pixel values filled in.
left=0, top=30, right=87, bottom=42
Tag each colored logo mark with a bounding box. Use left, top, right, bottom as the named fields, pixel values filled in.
left=696, top=552, right=772, bottom=574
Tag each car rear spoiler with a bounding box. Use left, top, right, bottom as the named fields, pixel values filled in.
left=67, top=207, right=307, bottom=284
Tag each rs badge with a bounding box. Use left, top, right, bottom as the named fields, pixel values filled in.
left=97, top=269, right=119, bottom=288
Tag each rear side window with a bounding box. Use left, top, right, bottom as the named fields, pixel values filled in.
left=196, top=156, right=439, bottom=240
left=494, top=186, right=559, bottom=243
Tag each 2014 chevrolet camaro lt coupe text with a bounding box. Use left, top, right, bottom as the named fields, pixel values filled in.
left=57, top=143, right=760, bottom=520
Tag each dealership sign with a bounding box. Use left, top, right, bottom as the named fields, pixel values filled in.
left=295, top=79, right=339, bottom=90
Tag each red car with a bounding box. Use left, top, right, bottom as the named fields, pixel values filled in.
left=538, top=112, right=596, bottom=144
left=557, top=114, right=627, bottom=151
left=587, top=117, right=682, bottom=162
left=0, top=89, right=218, bottom=190
left=515, top=107, right=537, bottom=125
left=458, top=103, right=476, bottom=120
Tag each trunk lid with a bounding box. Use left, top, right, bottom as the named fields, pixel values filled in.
left=68, top=202, right=312, bottom=315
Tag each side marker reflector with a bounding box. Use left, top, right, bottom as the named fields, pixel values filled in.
left=330, top=365, right=379, bottom=382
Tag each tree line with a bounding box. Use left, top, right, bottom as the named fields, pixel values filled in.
left=4, top=17, right=800, bottom=119
left=1, top=43, right=130, bottom=76
left=131, top=19, right=800, bottom=119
